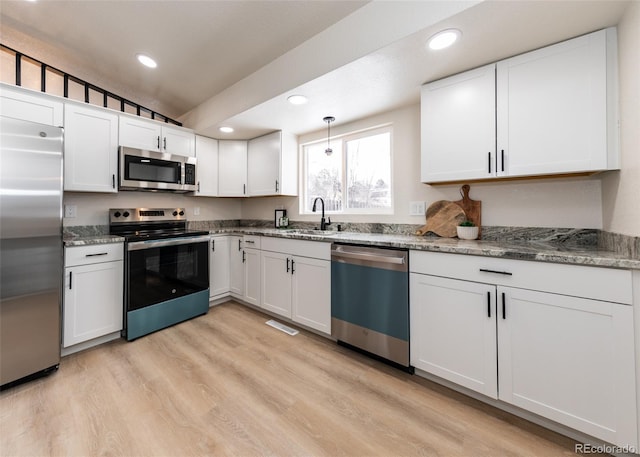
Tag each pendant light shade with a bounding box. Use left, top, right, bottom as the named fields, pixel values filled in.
left=323, top=116, right=335, bottom=156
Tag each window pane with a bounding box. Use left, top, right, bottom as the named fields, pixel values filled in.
left=345, top=132, right=391, bottom=210
left=304, top=141, right=343, bottom=212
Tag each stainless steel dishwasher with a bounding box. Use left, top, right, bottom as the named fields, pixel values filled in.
left=331, top=243, right=411, bottom=371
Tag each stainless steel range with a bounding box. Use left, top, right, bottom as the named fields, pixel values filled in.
left=110, top=208, right=210, bottom=341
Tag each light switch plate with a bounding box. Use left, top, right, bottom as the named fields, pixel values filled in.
left=194, top=207, right=200, bottom=216
left=64, top=205, right=77, bottom=218
left=409, top=201, right=425, bottom=216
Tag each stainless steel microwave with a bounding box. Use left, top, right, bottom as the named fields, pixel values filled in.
left=119, top=146, right=196, bottom=192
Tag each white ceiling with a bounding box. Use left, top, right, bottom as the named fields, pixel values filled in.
left=0, top=0, right=632, bottom=140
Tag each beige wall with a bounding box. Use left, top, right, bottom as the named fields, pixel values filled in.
left=241, top=103, right=604, bottom=229
left=63, top=192, right=241, bottom=228
left=601, top=1, right=640, bottom=237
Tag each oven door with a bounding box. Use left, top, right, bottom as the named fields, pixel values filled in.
left=126, top=235, right=210, bottom=312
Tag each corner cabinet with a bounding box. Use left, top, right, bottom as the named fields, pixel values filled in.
left=421, top=27, right=619, bottom=183
left=64, top=103, right=118, bottom=192
left=410, top=251, right=637, bottom=449
left=218, top=140, right=248, bottom=197
left=119, top=115, right=195, bottom=157
left=195, top=135, right=219, bottom=197
left=63, top=243, right=123, bottom=351
left=247, top=131, right=298, bottom=196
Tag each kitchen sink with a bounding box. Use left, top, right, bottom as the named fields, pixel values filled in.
left=284, top=229, right=338, bottom=236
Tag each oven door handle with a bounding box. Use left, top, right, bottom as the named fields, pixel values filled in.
left=127, top=235, right=211, bottom=251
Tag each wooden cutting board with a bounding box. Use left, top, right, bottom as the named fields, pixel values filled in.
left=453, top=184, right=482, bottom=238
left=415, top=200, right=466, bottom=237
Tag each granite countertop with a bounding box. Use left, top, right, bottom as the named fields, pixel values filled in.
left=63, top=234, right=125, bottom=247
left=209, top=227, right=640, bottom=270
left=62, top=228, right=640, bottom=270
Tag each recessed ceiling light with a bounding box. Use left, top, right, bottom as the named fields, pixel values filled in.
left=427, top=29, right=461, bottom=50
left=287, top=94, right=308, bottom=105
left=219, top=126, right=234, bottom=133
left=136, top=54, right=157, bottom=69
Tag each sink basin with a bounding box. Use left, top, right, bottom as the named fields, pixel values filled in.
left=284, top=229, right=338, bottom=236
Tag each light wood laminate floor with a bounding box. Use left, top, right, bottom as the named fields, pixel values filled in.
left=1, top=301, right=592, bottom=456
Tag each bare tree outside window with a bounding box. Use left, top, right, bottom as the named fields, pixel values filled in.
left=303, top=127, right=392, bottom=214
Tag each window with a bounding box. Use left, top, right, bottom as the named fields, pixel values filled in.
left=302, top=126, right=392, bottom=214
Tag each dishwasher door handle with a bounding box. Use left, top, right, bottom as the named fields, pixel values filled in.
left=332, top=249, right=405, bottom=265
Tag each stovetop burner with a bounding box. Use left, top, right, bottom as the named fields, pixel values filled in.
left=109, top=208, right=208, bottom=241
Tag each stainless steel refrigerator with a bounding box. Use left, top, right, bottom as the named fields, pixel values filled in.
left=1, top=115, right=63, bottom=387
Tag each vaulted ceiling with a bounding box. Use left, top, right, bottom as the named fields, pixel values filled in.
left=0, top=0, right=632, bottom=139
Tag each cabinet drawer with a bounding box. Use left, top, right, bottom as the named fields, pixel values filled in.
left=65, top=243, right=124, bottom=267
left=243, top=235, right=261, bottom=249
left=261, top=237, right=330, bottom=260
left=410, top=251, right=632, bottom=304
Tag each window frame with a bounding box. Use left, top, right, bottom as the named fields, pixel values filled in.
left=300, top=124, right=394, bottom=216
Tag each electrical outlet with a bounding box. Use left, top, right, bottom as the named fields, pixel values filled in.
left=409, top=201, right=426, bottom=216
left=64, top=205, right=77, bottom=218
left=194, top=207, right=200, bottom=216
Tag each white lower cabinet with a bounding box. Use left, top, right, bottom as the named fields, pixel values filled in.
left=63, top=244, right=123, bottom=349
left=229, top=236, right=244, bottom=297
left=260, top=237, right=331, bottom=334
left=410, top=274, right=497, bottom=398
left=410, top=251, right=638, bottom=448
left=243, top=246, right=261, bottom=307
left=210, top=236, right=230, bottom=300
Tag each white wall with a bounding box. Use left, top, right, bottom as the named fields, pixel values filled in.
left=241, top=103, right=604, bottom=229
left=601, top=1, right=640, bottom=237
left=63, top=192, right=241, bottom=227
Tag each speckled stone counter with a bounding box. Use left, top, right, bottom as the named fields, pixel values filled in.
left=63, top=234, right=125, bottom=247
left=63, top=222, right=640, bottom=269
left=208, top=227, right=640, bottom=270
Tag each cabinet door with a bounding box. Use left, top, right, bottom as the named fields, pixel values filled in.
left=210, top=236, right=230, bottom=299
left=496, top=29, right=610, bottom=177
left=0, top=85, right=63, bottom=126
left=497, top=287, right=637, bottom=447
left=218, top=140, right=247, bottom=197
left=162, top=125, right=195, bottom=157
left=410, top=273, right=497, bottom=398
left=195, top=135, right=219, bottom=196
left=64, top=104, right=118, bottom=192
left=292, top=256, right=330, bottom=334
left=261, top=250, right=292, bottom=318
left=243, top=248, right=261, bottom=307
left=248, top=131, right=280, bottom=196
left=63, top=261, right=123, bottom=347
left=421, top=64, right=496, bottom=183
left=119, top=116, right=162, bottom=151
left=229, top=236, right=244, bottom=297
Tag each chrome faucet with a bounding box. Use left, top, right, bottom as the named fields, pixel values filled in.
left=312, top=197, right=331, bottom=230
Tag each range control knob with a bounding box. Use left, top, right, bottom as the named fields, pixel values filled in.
left=113, top=211, right=121, bottom=218
left=173, top=211, right=178, bottom=216
left=123, top=211, right=130, bottom=218
left=179, top=210, right=184, bottom=216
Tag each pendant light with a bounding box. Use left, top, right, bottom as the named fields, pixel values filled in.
left=323, top=116, right=335, bottom=156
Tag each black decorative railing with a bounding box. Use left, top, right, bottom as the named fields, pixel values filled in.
left=1, top=44, right=182, bottom=126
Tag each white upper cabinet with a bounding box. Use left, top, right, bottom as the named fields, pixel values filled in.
left=195, top=135, right=219, bottom=197
left=64, top=103, right=118, bottom=193
left=247, top=131, right=298, bottom=196
left=0, top=83, right=63, bottom=126
left=119, top=115, right=195, bottom=157
left=218, top=140, right=248, bottom=197
left=421, top=64, right=496, bottom=183
left=421, top=28, right=619, bottom=184
left=496, top=28, right=616, bottom=177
